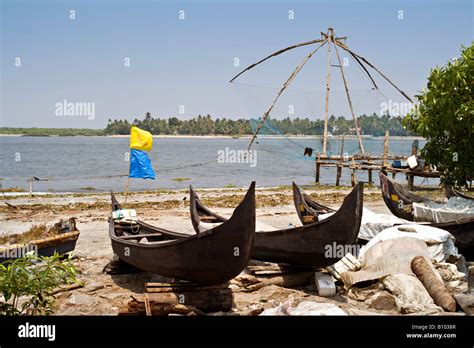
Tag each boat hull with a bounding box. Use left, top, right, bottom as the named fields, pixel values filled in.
left=110, top=183, right=256, bottom=285
left=0, top=219, right=79, bottom=263
left=190, top=183, right=363, bottom=268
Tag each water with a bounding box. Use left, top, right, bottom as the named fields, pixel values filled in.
left=0, top=136, right=431, bottom=193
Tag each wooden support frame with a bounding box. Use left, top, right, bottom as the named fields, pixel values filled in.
left=322, top=28, right=333, bottom=156
left=246, top=39, right=328, bottom=150
left=229, top=27, right=414, bottom=154
left=333, top=34, right=365, bottom=155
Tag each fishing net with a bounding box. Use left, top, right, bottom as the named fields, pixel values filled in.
left=230, top=45, right=414, bottom=163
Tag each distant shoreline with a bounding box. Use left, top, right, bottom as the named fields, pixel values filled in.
left=0, top=134, right=426, bottom=140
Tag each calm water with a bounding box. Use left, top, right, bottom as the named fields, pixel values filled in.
left=0, top=136, right=430, bottom=193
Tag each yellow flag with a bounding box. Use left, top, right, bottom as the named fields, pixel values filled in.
left=130, top=126, right=153, bottom=152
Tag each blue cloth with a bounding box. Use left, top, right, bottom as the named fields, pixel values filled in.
left=129, top=149, right=156, bottom=180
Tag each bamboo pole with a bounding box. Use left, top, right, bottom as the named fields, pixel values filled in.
left=343, top=49, right=378, bottom=89
left=383, top=131, right=389, bottom=167
left=124, top=151, right=131, bottom=205
left=351, top=156, right=357, bottom=186
left=315, top=152, right=321, bottom=183
left=336, top=134, right=345, bottom=186
left=339, top=134, right=345, bottom=161
left=124, top=177, right=130, bottom=205
left=322, top=28, right=333, bottom=156
left=229, top=38, right=327, bottom=83
left=247, top=39, right=328, bottom=150
left=334, top=41, right=413, bottom=103
left=336, top=165, right=342, bottom=186
left=333, top=35, right=365, bottom=155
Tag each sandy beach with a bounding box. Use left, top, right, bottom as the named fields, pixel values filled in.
left=2, top=184, right=460, bottom=316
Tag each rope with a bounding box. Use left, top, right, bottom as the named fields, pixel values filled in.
left=0, top=159, right=217, bottom=182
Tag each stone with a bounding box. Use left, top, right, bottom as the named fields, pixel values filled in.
left=68, top=294, right=95, bottom=306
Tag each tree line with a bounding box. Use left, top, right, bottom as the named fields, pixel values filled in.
left=104, top=113, right=413, bottom=136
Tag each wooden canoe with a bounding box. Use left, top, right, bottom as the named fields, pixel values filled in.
left=0, top=218, right=79, bottom=262
left=109, top=182, right=256, bottom=285
left=445, top=186, right=474, bottom=200
left=379, top=171, right=438, bottom=221
left=111, top=191, right=192, bottom=240
left=379, top=171, right=474, bottom=258
left=292, top=182, right=335, bottom=224
left=190, top=183, right=364, bottom=268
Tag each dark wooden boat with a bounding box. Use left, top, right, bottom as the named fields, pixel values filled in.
left=292, top=182, right=335, bottom=225
left=109, top=182, right=256, bottom=285
left=111, top=191, right=190, bottom=240
left=379, top=171, right=474, bottom=259
left=0, top=218, right=79, bottom=263
left=379, top=171, right=438, bottom=221
left=446, top=186, right=474, bottom=200
left=190, top=183, right=364, bottom=268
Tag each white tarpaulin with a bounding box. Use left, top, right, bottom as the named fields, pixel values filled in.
left=359, top=224, right=459, bottom=262
left=319, top=208, right=412, bottom=241
left=413, top=197, right=474, bottom=223
left=341, top=237, right=431, bottom=288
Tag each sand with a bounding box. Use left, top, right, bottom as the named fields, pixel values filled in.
left=0, top=185, right=455, bottom=315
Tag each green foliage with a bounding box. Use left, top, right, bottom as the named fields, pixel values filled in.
left=403, top=43, right=473, bottom=186
left=2, top=115, right=415, bottom=137
left=0, top=253, right=80, bottom=315
left=104, top=113, right=412, bottom=136
left=0, top=128, right=104, bottom=136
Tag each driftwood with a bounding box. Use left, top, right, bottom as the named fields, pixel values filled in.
left=51, top=283, right=83, bottom=295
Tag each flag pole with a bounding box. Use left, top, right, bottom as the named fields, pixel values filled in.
left=124, top=150, right=131, bottom=205
left=124, top=177, right=130, bottom=205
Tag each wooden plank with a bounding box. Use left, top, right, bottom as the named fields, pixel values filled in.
left=146, top=283, right=229, bottom=293
left=144, top=295, right=152, bottom=316
left=128, top=287, right=234, bottom=315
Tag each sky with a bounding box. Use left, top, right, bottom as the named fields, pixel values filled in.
left=1, top=0, right=473, bottom=128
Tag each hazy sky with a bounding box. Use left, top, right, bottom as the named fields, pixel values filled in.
left=1, top=0, right=472, bottom=128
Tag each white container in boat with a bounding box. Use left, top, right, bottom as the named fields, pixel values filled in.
left=407, top=155, right=418, bottom=169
